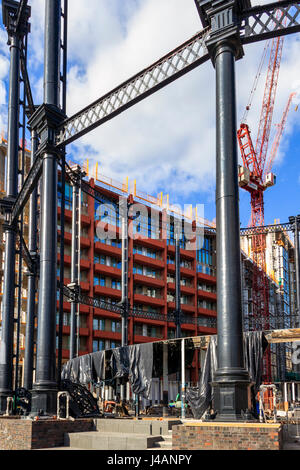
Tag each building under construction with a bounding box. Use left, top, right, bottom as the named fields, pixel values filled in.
left=0, top=135, right=297, bottom=390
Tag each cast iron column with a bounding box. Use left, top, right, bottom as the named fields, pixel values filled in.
left=197, top=0, right=253, bottom=421
left=23, top=129, right=39, bottom=391
left=31, top=0, right=62, bottom=416
left=213, top=39, right=252, bottom=421
left=0, top=2, right=26, bottom=412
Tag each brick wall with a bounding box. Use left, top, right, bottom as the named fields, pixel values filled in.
left=0, top=417, right=94, bottom=450
left=172, top=422, right=283, bottom=450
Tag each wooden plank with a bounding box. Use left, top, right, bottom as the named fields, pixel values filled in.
left=265, top=328, right=300, bottom=344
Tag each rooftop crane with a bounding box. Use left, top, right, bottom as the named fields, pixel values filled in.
left=237, top=9, right=295, bottom=381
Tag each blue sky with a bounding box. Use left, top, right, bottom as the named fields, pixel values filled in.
left=0, top=0, right=299, bottom=229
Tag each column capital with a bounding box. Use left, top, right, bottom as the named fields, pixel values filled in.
left=195, top=0, right=248, bottom=62
left=2, top=0, right=31, bottom=41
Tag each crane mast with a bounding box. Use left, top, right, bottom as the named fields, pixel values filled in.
left=237, top=23, right=285, bottom=381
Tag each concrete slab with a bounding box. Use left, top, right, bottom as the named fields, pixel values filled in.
left=94, top=418, right=181, bottom=436
left=65, top=431, right=163, bottom=450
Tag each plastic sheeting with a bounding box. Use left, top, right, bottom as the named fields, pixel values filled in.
left=91, top=350, right=105, bottom=382
left=186, top=331, right=268, bottom=419
left=186, top=335, right=217, bottom=419
left=128, top=343, right=153, bottom=399
left=61, top=342, right=154, bottom=399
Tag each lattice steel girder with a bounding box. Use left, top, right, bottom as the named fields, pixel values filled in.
left=10, top=155, right=43, bottom=227
left=240, top=221, right=293, bottom=236
left=240, top=0, right=300, bottom=44
left=56, top=28, right=210, bottom=147
left=56, top=0, right=300, bottom=149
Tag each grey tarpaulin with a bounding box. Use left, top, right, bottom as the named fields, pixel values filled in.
left=186, top=335, right=217, bottom=419
left=185, top=331, right=267, bottom=419
left=79, top=354, right=93, bottom=384
left=110, top=347, right=130, bottom=379
left=61, top=356, right=81, bottom=383
left=128, top=343, right=153, bottom=399
left=61, top=355, right=93, bottom=384
left=61, top=342, right=154, bottom=399
left=91, top=350, right=105, bottom=382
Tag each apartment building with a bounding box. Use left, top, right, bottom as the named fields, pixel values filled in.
left=56, top=171, right=217, bottom=383
left=241, top=230, right=296, bottom=381
left=0, top=136, right=297, bottom=385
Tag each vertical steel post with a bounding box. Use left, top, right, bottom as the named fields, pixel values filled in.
left=181, top=338, right=186, bottom=419
left=57, top=0, right=68, bottom=385
left=121, top=199, right=129, bottom=348
left=175, top=236, right=182, bottom=339
left=31, top=0, right=61, bottom=416
left=120, top=197, right=129, bottom=401
left=69, top=169, right=81, bottom=359
left=162, top=342, right=168, bottom=417
left=0, top=16, right=22, bottom=413
left=23, top=129, right=39, bottom=391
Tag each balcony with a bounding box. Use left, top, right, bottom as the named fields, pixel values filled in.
left=56, top=301, right=90, bottom=314
left=133, top=293, right=165, bottom=307
left=94, top=285, right=122, bottom=299
left=94, top=241, right=121, bottom=258
left=80, top=282, right=90, bottom=292
left=93, top=330, right=121, bottom=341
left=57, top=230, right=90, bottom=248
left=167, top=263, right=194, bottom=278
left=133, top=237, right=165, bottom=251
left=57, top=325, right=90, bottom=337
left=133, top=273, right=164, bottom=289
left=198, top=307, right=217, bottom=317
left=57, top=253, right=90, bottom=270
left=58, top=206, right=91, bottom=226
left=197, top=289, right=217, bottom=301
left=94, top=263, right=121, bottom=278
left=134, top=335, right=164, bottom=344
left=197, top=269, right=216, bottom=283
left=133, top=253, right=164, bottom=270
left=167, top=244, right=195, bottom=260
left=94, top=220, right=121, bottom=238
left=167, top=301, right=195, bottom=314
left=80, top=236, right=91, bottom=248
left=168, top=282, right=195, bottom=296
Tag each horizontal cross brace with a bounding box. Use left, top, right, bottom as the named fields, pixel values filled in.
left=61, top=283, right=217, bottom=327
left=20, top=48, right=35, bottom=116
left=241, top=0, right=300, bottom=44
left=56, top=28, right=210, bottom=147
left=17, top=231, right=35, bottom=272
left=240, top=221, right=293, bottom=236
left=10, top=155, right=42, bottom=226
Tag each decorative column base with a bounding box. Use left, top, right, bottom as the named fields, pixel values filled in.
left=30, top=384, right=58, bottom=417
left=212, top=379, right=255, bottom=422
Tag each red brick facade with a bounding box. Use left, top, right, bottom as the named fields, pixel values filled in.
left=0, top=417, right=94, bottom=450
left=172, top=422, right=283, bottom=450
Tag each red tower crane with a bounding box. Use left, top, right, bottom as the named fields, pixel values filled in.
left=237, top=17, right=295, bottom=380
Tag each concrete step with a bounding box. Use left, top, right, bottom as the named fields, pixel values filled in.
left=65, top=431, right=163, bottom=450
left=94, top=418, right=181, bottom=436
